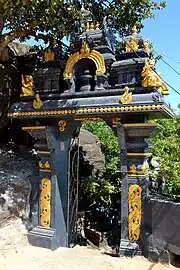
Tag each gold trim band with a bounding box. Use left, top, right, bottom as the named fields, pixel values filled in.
left=128, top=173, right=149, bottom=177
left=37, top=151, right=51, bottom=155
left=124, top=123, right=158, bottom=127
left=74, top=117, right=103, bottom=122
left=8, top=104, right=165, bottom=118
left=22, top=126, right=46, bottom=131
left=39, top=169, right=52, bottom=173
left=127, top=153, right=152, bottom=157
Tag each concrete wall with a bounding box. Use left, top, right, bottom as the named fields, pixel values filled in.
left=141, top=195, right=180, bottom=263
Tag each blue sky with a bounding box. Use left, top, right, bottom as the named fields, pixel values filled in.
left=28, top=0, right=180, bottom=110
left=141, top=0, right=180, bottom=110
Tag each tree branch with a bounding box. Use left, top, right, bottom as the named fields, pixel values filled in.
left=30, top=31, right=53, bottom=43
left=0, top=23, right=37, bottom=55
left=0, top=20, right=4, bottom=35
left=30, top=32, right=69, bottom=48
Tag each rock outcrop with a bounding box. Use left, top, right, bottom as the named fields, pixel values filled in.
left=0, top=142, right=39, bottom=227
left=0, top=129, right=105, bottom=228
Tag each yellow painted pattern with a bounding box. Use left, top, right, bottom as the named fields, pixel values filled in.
left=40, top=178, right=51, bottom=228
left=8, top=104, right=165, bottom=118
left=128, top=184, right=142, bottom=241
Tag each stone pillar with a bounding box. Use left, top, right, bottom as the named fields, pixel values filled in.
left=24, top=120, right=81, bottom=250
left=117, top=123, right=159, bottom=256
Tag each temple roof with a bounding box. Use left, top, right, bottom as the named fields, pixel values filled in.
left=119, top=26, right=151, bottom=56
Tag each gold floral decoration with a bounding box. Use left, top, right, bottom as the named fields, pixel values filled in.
left=128, top=184, right=142, bottom=241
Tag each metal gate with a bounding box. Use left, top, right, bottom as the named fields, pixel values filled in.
left=67, top=136, right=79, bottom=246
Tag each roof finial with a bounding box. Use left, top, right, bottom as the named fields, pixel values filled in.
left=132, top=25, right=138, bottom=33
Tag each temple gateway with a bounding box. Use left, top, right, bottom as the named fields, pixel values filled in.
left=7, top=15, right=173, bottom=256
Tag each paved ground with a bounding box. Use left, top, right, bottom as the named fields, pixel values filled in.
left=0, top=218, right=178, bottom=270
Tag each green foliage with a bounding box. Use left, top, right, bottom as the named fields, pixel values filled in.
left=82, top=110, right=180, bottom=208
left=0, top=0, right=166, bottom=53
left=81, top=121, right=121, bottom=216
left=87, top=0, right=166, bottom=36
left=151, top=110, right=180, bottom=196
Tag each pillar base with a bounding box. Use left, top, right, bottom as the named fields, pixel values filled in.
left=119, top=239, right=141, bottom=257
left=28, top=226, right=60, bottom=251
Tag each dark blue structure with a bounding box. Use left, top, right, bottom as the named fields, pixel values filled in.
left=8, top=18, right=173, bottom=256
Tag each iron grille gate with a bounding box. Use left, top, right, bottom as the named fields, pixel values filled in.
left=67, top=136, right=79, bottom=246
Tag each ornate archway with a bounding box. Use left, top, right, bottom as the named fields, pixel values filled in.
left=63, top=43, right=106, bottom=79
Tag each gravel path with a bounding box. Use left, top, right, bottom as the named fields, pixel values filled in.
left=0, top=218, right=178, bottom=270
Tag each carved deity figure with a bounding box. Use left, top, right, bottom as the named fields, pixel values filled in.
left=125, top=36, right=139, bottom=52
left=21, top=74, right=35, bottom=97
left=141, top=59, right=169, bottom=94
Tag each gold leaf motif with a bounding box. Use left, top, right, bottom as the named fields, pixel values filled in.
left=120, top=86, right=133, bottom=104
left=129, top=164, right=137, bottom=174
left=39, top=161, right=51, bottom=169
left=128, top=164, right=148, bottom=175
left=33, top=94, right=43, bottom=109
left=44, top=48, right=55, bottom=62
left=128, top=184, right=142, bottom=241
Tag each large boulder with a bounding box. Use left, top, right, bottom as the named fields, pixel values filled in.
left=0, top=129, right=105, bottom=228
left=79, top=129, right=105, bottom=177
